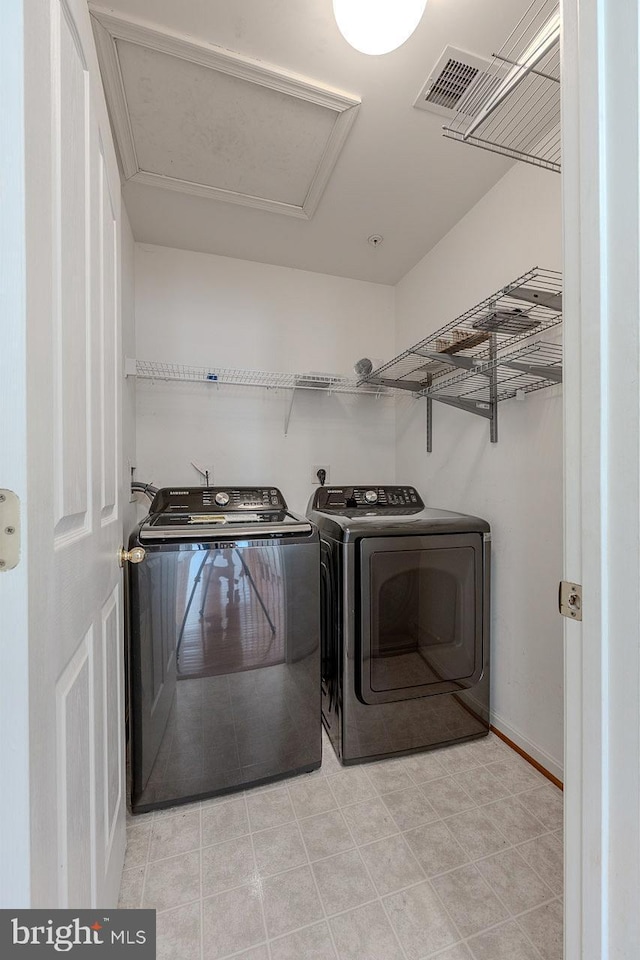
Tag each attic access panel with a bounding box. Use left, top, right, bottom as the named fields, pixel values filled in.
left=90, top=5, right=360, bottom=219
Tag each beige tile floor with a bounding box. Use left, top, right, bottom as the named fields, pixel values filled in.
left=121, top=732, right=563, bottom=960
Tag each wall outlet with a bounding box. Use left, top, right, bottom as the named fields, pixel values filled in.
left=312, top=464, right=330, bottom=485
left=128, top=460, right=137, bottom=503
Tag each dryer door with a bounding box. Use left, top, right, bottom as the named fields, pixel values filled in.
left=357, top=533, right=485, bottom=704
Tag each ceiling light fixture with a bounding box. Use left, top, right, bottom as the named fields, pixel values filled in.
left=333, top=0, right=427, bottom=56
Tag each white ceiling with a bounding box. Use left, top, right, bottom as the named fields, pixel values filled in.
left=92, top=0, right=533, bottom=284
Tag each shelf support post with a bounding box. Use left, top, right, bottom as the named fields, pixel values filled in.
left=426, top=374, right=433, bottom=453
left=489, top=334, right=498, bottom=443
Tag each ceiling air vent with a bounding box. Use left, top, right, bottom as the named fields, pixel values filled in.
left=414, top=45, right=496, bottom=120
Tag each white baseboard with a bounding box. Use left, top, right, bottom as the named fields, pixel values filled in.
left=491, top=710, right=564, bottom=784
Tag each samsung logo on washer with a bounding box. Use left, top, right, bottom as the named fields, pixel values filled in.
left=1, top=910, right=155, bottom=956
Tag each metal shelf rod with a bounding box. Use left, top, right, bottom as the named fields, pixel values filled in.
left=491, top=52, right=559, bottom=84
left=463, top=11, right=559, bottom=140
left=442, top=130, right=561, bottom=173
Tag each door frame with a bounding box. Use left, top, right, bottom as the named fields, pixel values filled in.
left=0, top=0, right=31, bottom=909
left=562, top=0, right=640, bottom=956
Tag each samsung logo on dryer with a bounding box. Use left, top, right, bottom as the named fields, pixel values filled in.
left=169, top=490, right=190, bottom=495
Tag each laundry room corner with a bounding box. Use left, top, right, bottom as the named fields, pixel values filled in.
left=394, top=163, right=564, bottom=780
left=131, top=244, right=398, bottom=513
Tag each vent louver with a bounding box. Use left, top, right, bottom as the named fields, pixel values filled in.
left=414, top=46, right=497, bottom=120
left=426, top=58, right=479, bottom=110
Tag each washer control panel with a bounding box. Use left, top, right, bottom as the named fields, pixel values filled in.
left=150, top=486, right=286, bottom=514
left=313, top=485, right=424, bottom=511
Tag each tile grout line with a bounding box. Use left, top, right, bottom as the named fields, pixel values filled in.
left=138, top=802, right=560, bottom=905
left=137, top=817, right=153, bottom=910
left=513, top=896, right=563, bottom=960
left=463, top=895, right=561, bottom=960
left=153, top=840, right=560, bottom=922
left=355, top=753, right=558, bottom=954
left=199, top=804, right=204, bottom=960
left=242, top=792, right=272, bottom=960
left=331, top=779, right=413, bottom=960
left=281, top=780, right=341, bottom=960
left=498, top=841, right=559, bottom=901
left=467, top=876, right=559, bottom=960
left=509, top=834, right=563, bottom=896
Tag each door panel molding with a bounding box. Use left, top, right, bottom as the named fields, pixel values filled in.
left=52, top=0, right=91, bottom=541
left=101, top=584, right=123, bottom=859
left=55, top=632, right=95, bottom=908
left=99, top=142, right=119, bottom=524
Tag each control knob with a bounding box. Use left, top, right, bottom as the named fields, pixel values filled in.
left=214, top=491, right=230, bottom=506
left=364, top=489, right=378, bottom=504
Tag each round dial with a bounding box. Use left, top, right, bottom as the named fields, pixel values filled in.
left=364, top=489, right=378, bottom=504
left=214, top=491, right=230, bottom=506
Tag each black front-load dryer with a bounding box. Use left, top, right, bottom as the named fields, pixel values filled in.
left=307, top=484, right=491, bottom=764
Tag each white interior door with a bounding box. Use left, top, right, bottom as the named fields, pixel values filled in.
left=1, top=0, right=125, bottom=907
left=0, top=0, right=31, bottom=911
left=562, top=1, right=640, bottom=956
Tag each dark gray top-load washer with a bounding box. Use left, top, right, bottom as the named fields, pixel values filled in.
left=307, top=484, right=491, bottom=764
left=127, top=486, right=321, bottom=812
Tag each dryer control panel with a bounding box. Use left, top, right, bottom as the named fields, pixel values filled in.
left=312, top=485, right=424, bottom=512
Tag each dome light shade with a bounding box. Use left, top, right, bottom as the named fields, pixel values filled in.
left=333, top=0, right=427, bottom=55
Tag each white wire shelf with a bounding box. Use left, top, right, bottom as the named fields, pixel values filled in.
left=131, top=360, right=390, bottom=396
left=360, top=266, right=562, bottom=395
left=442, top=0, right=561, bottom=173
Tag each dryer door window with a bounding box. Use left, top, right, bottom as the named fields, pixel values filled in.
left=357, top=533, right=484, bottom=704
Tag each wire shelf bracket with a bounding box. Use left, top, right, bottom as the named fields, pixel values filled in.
left=442, top=0, right=561, bottom=173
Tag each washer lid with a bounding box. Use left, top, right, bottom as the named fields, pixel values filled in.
left=140, top=511, right=312, bottom=541
left=139, top=485, right=312, bottom=541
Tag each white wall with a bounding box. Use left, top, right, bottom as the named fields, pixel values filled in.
left=134, top=245, right=396, bottom=514
left=395, top=164, right=564, bottom=779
